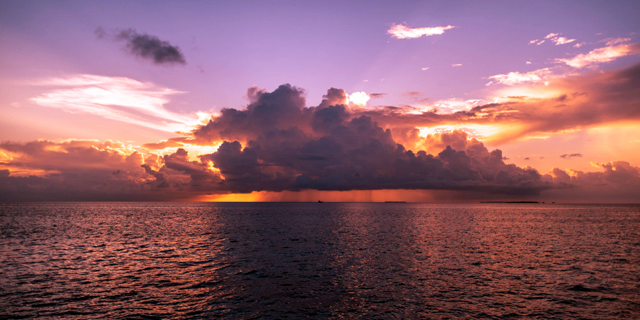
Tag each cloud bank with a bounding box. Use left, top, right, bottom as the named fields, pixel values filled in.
left=5, top=64, right=640, bottom=201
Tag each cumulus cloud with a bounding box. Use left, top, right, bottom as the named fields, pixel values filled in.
left=0, top=140, right=222, bottom=201
left=486, top=68, right=552, bottom=86
left=3, top=85, right=558, bottom=200
left=387, top=23, right=455, bottom=39
left=556, top=43, right=640, bottom=68
left=96, top=27, right=186, bottom=65
left=545, top=161, right=640, bottom=202
left=182, top=85, right=550, bottom=195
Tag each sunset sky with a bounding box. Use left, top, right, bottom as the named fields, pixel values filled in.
left=1, top=0, right=640, bottom=202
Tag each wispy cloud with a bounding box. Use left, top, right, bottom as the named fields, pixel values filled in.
left=551, top=36, right=576, bottom=45
left=560, top=153, right=582, bottom=158
left=452, top=63, right=462, bottom=67
left=556, top=43, right=640, bottom=68
left=531, top=32, right=575, bottom=46
left=486, top=68, right=551, bottom=86
left=30, top=75, right=205, bottom=132
left=603, top=37, right=631, bottom=46
left=387, top=23, right=455, bottom=39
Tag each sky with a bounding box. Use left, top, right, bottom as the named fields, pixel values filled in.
left=1, top=0, right=640, bottom=202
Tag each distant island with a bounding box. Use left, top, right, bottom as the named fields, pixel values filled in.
left=480, top=201, right=539, bottom=203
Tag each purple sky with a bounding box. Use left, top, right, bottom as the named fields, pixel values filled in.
left=1, top=1, right=640, bottom=201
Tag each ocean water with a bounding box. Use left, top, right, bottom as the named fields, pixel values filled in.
left=0, top=202, right=639, bottom=319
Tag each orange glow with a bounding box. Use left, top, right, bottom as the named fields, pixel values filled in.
left=193, top=189, right=445, bottom=202
left=418, top=124, right=502, bottom=140
left=148, top=143, right=222, bottom=161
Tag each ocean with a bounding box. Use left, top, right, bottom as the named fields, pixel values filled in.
left=1, top=202, right=639, bottom=319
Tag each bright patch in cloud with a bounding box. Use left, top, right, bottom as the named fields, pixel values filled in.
left=604, top=37, right=631, bottom=46
left=347, top=91, right=370, bottom=106
left=551, top=36, right=575, bottom=45
left=532, top=33, right=576, bottom=46
left=421, top=67, right=430, bottom=71
left=30, top=75, right=208, bottom=133
left=486, top=68, right=551, bottom=86
left=556, top=43, right=640, bottom=68
left=418, top=124, right=501, bottom=139
left=452, top=63, right=462, bottom=67
left=387, top=23, right=455, bottom=39
left=409, top=98, right=482, bottom=115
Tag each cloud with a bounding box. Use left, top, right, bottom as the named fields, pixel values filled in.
left=347, top=92, right=370, bottom=107
left=30, top=74, right=204, bottom=133
left=603, top=37, right=631, bottom=46
left=97, top=27, right=186, bottom=65
left=486, top=68, right=552, bottom=86
left=7, top=72, right=640, bottom=201
left=560, top=153, right=582, bottom=158
left=368, top=93, right=387, bottom=99
left=352, top=63, right=640, bottom=144
left=387, top=23, right=455, bottom=39
left=0, top=140, right=222, bottom=201
left=452, top=64, right=462, bottom=67
left=531, top=33, right=576, bottom=46
left=556, top=43, right=640, bottom=68
left=186, top=85, right=549, bottom=195
left=551, top=37, right=575, bottom=45
left=421, top=67, right=430, bottom=71
left=545, top=161, right=640, bottom=202
left=544, top=32, right=576, bottom=45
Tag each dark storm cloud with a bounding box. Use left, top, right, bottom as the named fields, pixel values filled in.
left=97, top=27, right=186, bottom=65
left=190, top=85, right=549, bottom=195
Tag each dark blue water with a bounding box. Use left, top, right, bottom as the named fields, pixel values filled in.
left=1, top=202, right=639, bottom=319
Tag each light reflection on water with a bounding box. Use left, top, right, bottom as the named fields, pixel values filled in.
left=1, top=202, right=639, bottom=318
